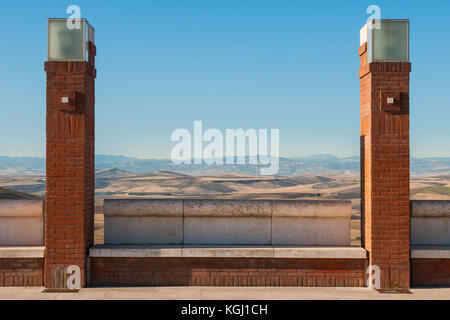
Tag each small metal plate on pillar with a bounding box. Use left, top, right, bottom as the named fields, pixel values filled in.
left=58, top=91, right=80, bottom=112
left=379, top=91, right=400, bottom=112
left=379, top=91, right=409, bottom=114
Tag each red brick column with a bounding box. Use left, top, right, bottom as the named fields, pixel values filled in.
left=359, top=43, right=411, bottom=291
left=44, top=43, right=96, bottom=288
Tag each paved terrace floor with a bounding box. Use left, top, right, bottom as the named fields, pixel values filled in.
left=1, top=287, right=450, bottom=300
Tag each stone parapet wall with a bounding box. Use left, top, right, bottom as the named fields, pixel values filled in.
left=0, top=200, right=44, bottom=246
left=104, top=199, right=352, bottom=246
left=411, top=200, right=450, bottom=245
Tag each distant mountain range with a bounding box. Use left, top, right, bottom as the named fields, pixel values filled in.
left=0, top=154, right=450, bottom=177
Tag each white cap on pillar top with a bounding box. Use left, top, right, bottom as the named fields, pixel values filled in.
left=360, top=19, right=409, bottom=63
left=47, top=18, right=94, bottom=62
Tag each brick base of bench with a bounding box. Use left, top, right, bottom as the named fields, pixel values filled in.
left=412, top=258, right=450, bottom=287
left=0, top=258, right=44, bottom=286
left=90, top=257, right=367, bottom=287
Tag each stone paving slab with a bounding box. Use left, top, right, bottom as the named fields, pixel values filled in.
left=0, top=287, right=450, bottom=300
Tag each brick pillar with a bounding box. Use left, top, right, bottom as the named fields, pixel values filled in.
left=359, top=42, right=411, bottom=291
left=44, top=43, right=96, bottom=288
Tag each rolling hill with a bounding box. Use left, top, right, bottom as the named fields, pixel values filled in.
left=0, top=186, right=41, bottom=200
left=1, top=154, right=450, bottom=176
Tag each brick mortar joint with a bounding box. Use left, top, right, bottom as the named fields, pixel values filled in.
left=44, top=61, right=97, bottom=78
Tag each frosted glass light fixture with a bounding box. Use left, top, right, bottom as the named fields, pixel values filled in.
left=48, top=18, right=95, bottom=61
left=360, top=19, right=409, bottom=63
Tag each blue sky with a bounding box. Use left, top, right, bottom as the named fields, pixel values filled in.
left=0, top=0, right=449, bottom=159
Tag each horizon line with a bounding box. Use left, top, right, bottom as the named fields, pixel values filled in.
left=2, top=154, right=450, bottom=160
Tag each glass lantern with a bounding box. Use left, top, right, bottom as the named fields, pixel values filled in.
left=360, top=19, right=409, bottom=63
left=48, top=18, right=95, bottom=61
